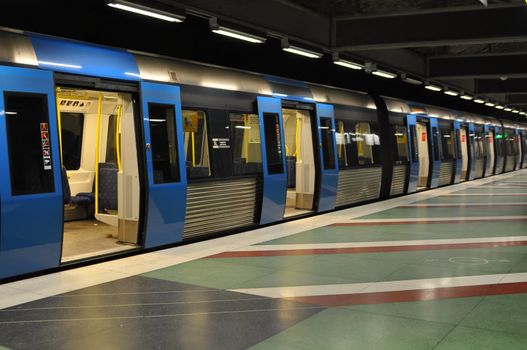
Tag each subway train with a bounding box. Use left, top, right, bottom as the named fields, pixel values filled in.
left=0, top=28, right=526, bottom=281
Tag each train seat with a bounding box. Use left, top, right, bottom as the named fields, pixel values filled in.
left=62, top=166, right=95, bottom=222
left=98, top=163, right=118, bottom=213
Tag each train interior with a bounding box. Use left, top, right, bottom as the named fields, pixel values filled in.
left=459, top=126, right=469, bottom=181
left=416, top=121, right=429, bottom=190
left=57, top=87, right=140, bottom=262
left=282, top=108, right=316, bottom=217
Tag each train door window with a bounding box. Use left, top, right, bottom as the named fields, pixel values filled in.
left=61, top=112, right=84, bottom=170
left=263, top=112, right=283, bottom=174
left=182, top=109, right=210, bottom=179
left=229, top=113, right=262, bottom=175
left=58, top=88, right=141, bottom=263
left=409, top=125, right=418, bottom=162
left=150, top=103, right=180, bottom=183
left=392, top=125, right=409, bottom=163
left=416, top=122, right=429, bottom=189
left=432, top=126, right=440, bottom=161
left=441, top=128, right=455, bottom=160
left=355, top=122, right=375, bottom=165
left=282, top=108, right=316, bottom=217
left=320, top=117, right=336, bottom=170
left=4, top=92, right=55, bottom=195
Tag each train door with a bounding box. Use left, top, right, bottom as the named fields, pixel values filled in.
left=515, top=131, right=522, bottom=170
left=281, top=105, right=318, bottom=217
left=0, top=66, right=62, bottom=279
left=459, top=126, right=469, bottom=181
left=416, top=121, right=430, bottom=190
left=315, top=103, right=338, bottom=212
left=141, top=82, right=186, bottom=248
left=429, top=117, right=441, bottom=188
left=522, top=131, right=527, bottom=168
left=452, top=120, right=462, bottom=183
left=56, top=86, right=142, bottom=262
left=486, top=128, right=495, bottom=176
left=406, top=114, right=419, bottom=193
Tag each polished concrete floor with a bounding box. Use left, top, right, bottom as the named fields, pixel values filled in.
left=0, top=170, right=526, bottom=349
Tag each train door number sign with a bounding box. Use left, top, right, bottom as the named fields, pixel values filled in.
left=421, top=132, right=426, bottom=142
left=461, top=134, right=466, bottom=143
left=40, top=123, right=52, bottom=170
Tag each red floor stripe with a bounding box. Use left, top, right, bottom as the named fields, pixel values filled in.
left=207, top=241, right=527, bottom=258
left=330, top=217, right=527, bottom=226
left=284, top=281, right=527, bottom=306
left=399, top=203, right=527, bottom=208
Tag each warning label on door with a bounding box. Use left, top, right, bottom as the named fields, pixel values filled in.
left=421, top=132, right=427, bottom=142
left=40, top=123, right=52, bottom=170
left=212, top=138, right=230, bottom=149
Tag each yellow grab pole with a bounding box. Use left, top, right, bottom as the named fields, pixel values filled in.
left=115, top=104, right=122, bottom=172
left=55, top=88, right=63, bottom=165
left=94, top=93, right=103, bottom=214
left=244, top=114, right=249, bottom=162
left=191, top=131, right=196, bottom=166
left=295, top=117, right=301, bottom=161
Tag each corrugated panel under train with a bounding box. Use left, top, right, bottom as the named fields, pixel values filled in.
left=336, top=166, right=382, bottom=207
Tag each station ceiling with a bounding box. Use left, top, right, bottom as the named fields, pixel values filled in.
left=1, top=0, right=526, bottom=120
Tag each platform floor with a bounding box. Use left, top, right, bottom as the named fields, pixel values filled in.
left=0, top=170, right=526, bottom=349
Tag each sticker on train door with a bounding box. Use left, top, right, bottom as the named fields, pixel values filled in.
left=462, top=134, right=466, bottom=142
left=421, top=132, right=426, bottom=141
left=488, top=134, right=493, bottom=143
left=40, top=122, right=52, bottom=170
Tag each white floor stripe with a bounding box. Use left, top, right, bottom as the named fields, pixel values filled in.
left=232, top=236, right=527, bottom=252
left=0, top=169, right=524, bottom=309
left=229, top=273, right=525, bottom=298
left=346, top=216, right=527, bottom=223
left=401, top=202, right=527, bottom=207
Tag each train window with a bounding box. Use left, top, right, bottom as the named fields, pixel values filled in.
left=105, top=114, right=118, bottom=164
left=455, top=129, right=462, bottom=159
left=182, top=109, right=211, bottom=179
left=355, top=122, right=376, bottom=165
left=392, top=125, right=409, bottom=162
left=336, top=120, right=348, bottom=167
left=440, top=128, right=455, bottom=160
left=475, top=131, right=486, bottom=159
left=229, top=113, right=262, bottom=175
left=263, top=112, right=284, bottom=174
left=320, top=117, right=336, bottom=170
left=4, top=92, right=55, bottom=195
left=148, top=103, right=180, bottom=184
left=61, top=112, right=84, bottom=170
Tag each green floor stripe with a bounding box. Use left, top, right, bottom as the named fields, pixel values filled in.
left=359, top=205, right=527, bottom=219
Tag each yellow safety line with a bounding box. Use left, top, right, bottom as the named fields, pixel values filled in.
left=55, top=87, right=63, bottom=165
left=94, top=93, right=102, bottom=215
left=115, top=104, right=122, bottom=172
left=191, top=131, right=196, bottom=166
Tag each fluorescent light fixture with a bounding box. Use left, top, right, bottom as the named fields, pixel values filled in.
left=424, top=83, right=442, bottom=92
left=281, top=38, right=322, bottom=59
left=149, top=119, right=166, bottom=122
left=444, top=90, right=459, bottom=96
left=504, top=107, right=512, bottom=111
left=372, top=69, right=397, bottom=79
left=460, top=94, right=473, bottom=100
left=106, top=0, right=185, bottom=22
left=495, top=105, right=504, bottom=109
left=4, top=111, right=17, bottom=115
left=474, top=98, right=485, bottom=104
left=485, top=102, right=495, bottom=107
left=401, top=74, right=422, bottom=85
left=38, top=61, right=82, bottom=69
left=235, top=125, right=251, bottom=129
left=272, top=93, right=288, bottom=97
left=512, top=109, right=520, bottom=113
left=209, top=18, right=265, bottom=44
left=520, top=111, right=526, bottom=115
left=333, top=56, right=363, bottom=70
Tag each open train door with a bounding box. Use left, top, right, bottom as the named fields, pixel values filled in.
left=428, top=117, right=441, bottom=188
left=257, top=96, right=287, bottom=224
left=140, top=82, right=186, bottom=248
left=315, top=103, right=338, bottom=212
left=0, top=66, right=62, bottom=279
left=406, top=114, right=419, bottom=193
left=452, top=120, right=463, bottom=183
left=467, top=123, right=477, bottom=180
